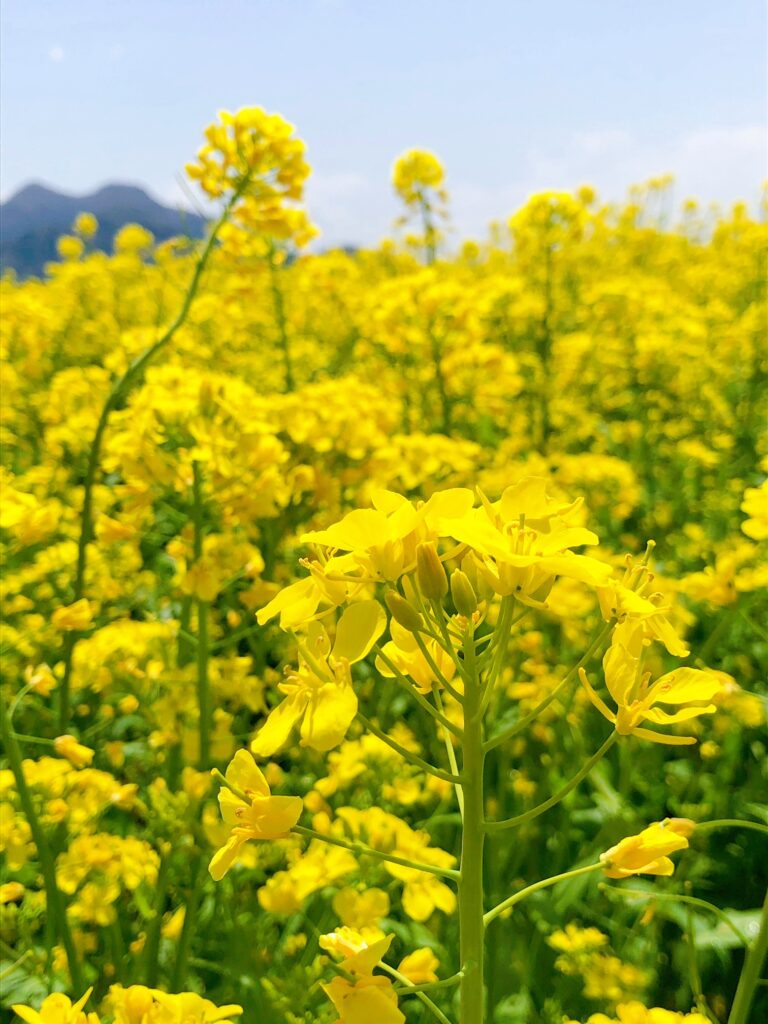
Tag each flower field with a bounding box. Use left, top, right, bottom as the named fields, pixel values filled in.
left=1, top=108, right=766, bottom=1024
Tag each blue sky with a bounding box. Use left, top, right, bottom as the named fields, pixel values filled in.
left=2, top=0, right=765, bottom=244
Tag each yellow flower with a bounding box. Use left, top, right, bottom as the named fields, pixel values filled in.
left=251, top=601, right=385, bottom=756
left=333, top=887, right=390, bottom=936
left=51, top=599, right=93, bottom=632
left=447, top=478, right=612, bottom=604
left=601, top=819, right=694, bottom=879
left=579, top=622, right=721, bottom=744
left=397, top=947, right=439, bottom=984
left=73, top=212, right=98, bottom=239
left=376, top=616, right=457, bottom=694
left=320, top=933, right=405, bottom=1024
left=392, top=150, right=445, bottom=205
left=56, top=235, right=84, bottom=261
left=321, top=976, right=404, bottom=1024
left=12, top=990, right=98, bottom=1024
left=53, top=734, right=95, bottom=769
left=148, top=991, right=242, bottom=1024
left=0, top=881, right=25, bottom=903
left=24, top=663, right=57, bottom=696
left=209, top=749, right=302, bottom=880
left=741, top=480, right=768, bottom=540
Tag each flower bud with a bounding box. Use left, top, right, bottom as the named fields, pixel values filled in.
left=416, top=542, right=448, bottom=601
left=450, top=569, right=477, bottom=616
left=385, top=591, right=424, bottom=633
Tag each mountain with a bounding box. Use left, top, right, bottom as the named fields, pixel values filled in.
left=0, top=182, right=207, bottom=278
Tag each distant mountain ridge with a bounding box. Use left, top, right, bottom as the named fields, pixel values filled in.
left=0, top=182, right=207, bottom=278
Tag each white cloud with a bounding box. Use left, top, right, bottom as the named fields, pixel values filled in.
left=48, top=46, right=64, bottom=62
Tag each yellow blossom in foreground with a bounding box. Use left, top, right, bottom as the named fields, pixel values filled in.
left=105, top=986, right=242, bottom=1024
left=251, top=601, right=385, bottom=755
left=209, top=749, right=302, bottom=880
left=579, top=622, right=721, bottom=744
left=320, top=932, right=404, bottom=1024
left=53, top=735, right=95, bottom=769
left=12, top=989, right=98, bottom=1024
left=601, top=819, right=694, bottom=879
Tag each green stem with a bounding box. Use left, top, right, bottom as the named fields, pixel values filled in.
left=459, top=619, right=485, bottom=1024
left=292, top=825, right=460, bottom=882
left=171, top=854, right=207, bottom=991
left=695, top=819, right=768, bottom=838
left=479, top=596, right=514, bottom=717
left=392, top=974, right=462, bottom=995
left=269, top=248, right=294, bottom=392
left=484, top=624, right=611, bottom=752
left=433, top=688, right=464, bottom=818
left=0, top=699, right=84, bottom=990
left=191, top=462, right=211, bottom=769
left=374, top=644, right=463, bottom=737
left=484, top=861, right=603, bottom=928
left=57, top=184, right=247, bottom=732
left=601, top=884, right=750, bottom=947
left=143, top=848, right=172, bottom=985
left=356, top=712, right=462, bottom=784
left=485, top=732, right=617, bottom=833
left=728, top=888, right=768, bottom=1024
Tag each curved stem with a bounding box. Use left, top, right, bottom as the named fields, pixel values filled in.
left=728, top=888, right=768, bottom=1024
left=485, top=732, right=617, bottom=833
left=374, top=644, right=463, bottom=738
left=695, top=819, right=768, bottom=838
left=192, top=461, right=211, bottom=768
left=601, top=884, right=750, bottom=947
left=356, top=712, right=462, bottom=785
left=292, top=825, right=460, bottom=882
left=484, top=861, right=603, bottom=928
left=0, top=698, right=84, bottom=990
left=57, top=184, right=246, bottom=731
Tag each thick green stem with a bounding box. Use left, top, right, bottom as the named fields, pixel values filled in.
left=728, top=887, right=768, bottom=1024
left=459, top=621, right=485, bottom=1023
left=57, top=185, right=246, bottom=731
left=191, top=462, right=211, bottom=768
left=0, top=698, right=84, bottom=990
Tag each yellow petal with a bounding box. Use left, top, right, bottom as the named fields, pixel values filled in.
left=209, top=834, right=247, bottom=880
left=251, top=692, right=308, bottom=757
left=332, top=600, right=386, bottom=664
left=299, top=683, right=357, bottom=752
left=226, top=749, right=270, bottom=797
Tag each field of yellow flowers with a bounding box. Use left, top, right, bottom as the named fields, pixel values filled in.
left=1, top=108, right=767, bottom=1024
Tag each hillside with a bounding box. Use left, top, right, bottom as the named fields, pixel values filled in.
left=0, top=182, right=206, bottom=277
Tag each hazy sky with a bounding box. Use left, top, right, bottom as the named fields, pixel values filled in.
left=2, top=1, right=765, bottom=245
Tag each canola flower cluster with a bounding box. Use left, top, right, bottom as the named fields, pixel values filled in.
left=1, top=108, right=766, bottom=1024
